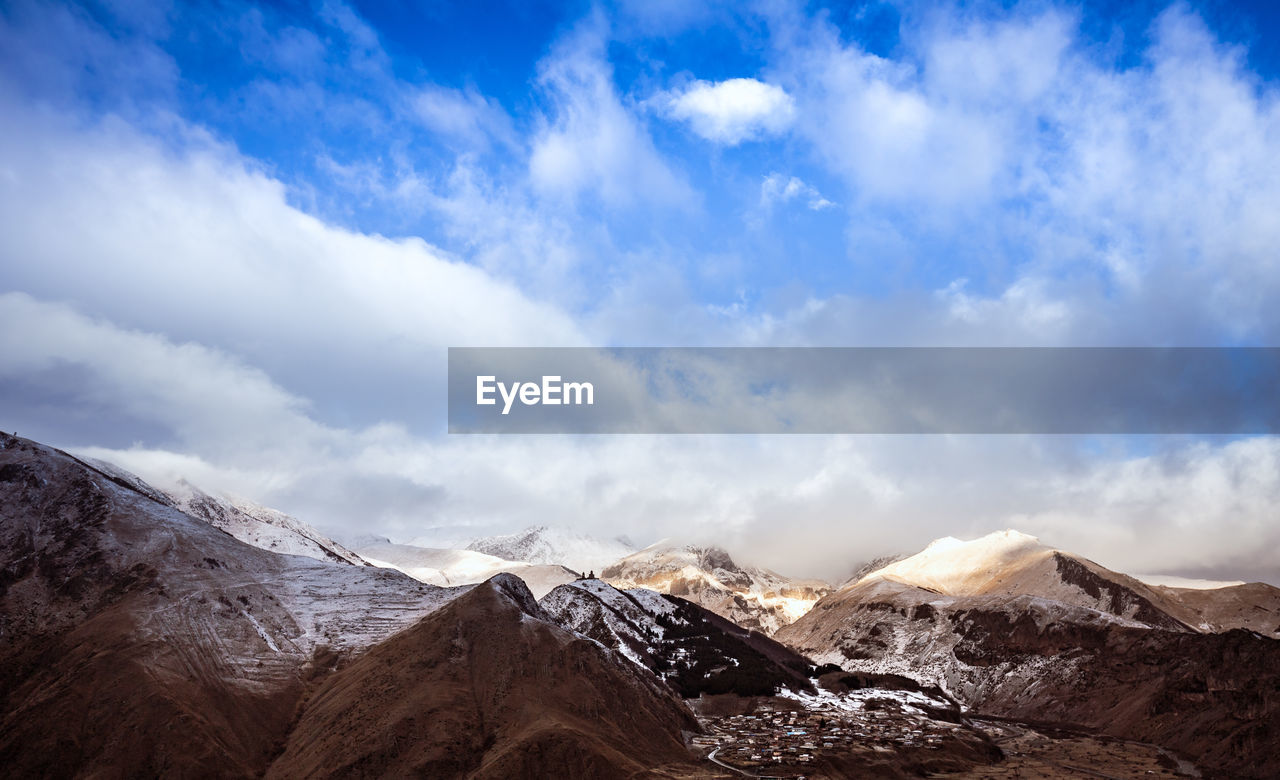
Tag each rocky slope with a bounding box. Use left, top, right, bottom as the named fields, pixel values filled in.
left=1152, top=581, right=1280, bottom=636
left=268, top=574, right=712, bottom=779
left=541, top=578, right=815, bottom=698
left=353, top=538, right=578, bottom=597
left=776, top=530, right=1280, bottom=778
left=0, top=434, right=464, bottom=777
left=465, top=525, right=636, bottom=575
left=601, top=542, right=830, bottom=635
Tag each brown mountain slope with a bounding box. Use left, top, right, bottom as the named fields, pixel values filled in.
left=1155, top=581, right=1280, bottom=636
left=269, top=574, right=713, bottom=780
left=0, top=434, right=461, bottom=777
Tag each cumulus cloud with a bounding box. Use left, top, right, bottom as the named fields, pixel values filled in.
left=662, top=77, right=795, bottom=144
left=752, top=4, right=1280, bottom=345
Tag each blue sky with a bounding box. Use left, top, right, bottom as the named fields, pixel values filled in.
left=1, top=0, right=1279, bottom=582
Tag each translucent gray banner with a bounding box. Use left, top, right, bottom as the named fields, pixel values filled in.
left=447, top=348, right=1280, bottom=434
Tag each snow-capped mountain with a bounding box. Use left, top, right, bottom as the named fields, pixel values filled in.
left=464, top=525, right=636, bottom=575
left=165, top=479, right=368, bottom=566
left=352, top=538, right=578, bottom=598
left=854, top=529, right=1192, bottom=629
left=83, top=457, right=366, bottom=567
left=818, top=529, right=1279, bottom=636
left=600, top=542, right=831, bottom=635
left=775, top=529, right=1280, bottom=778
left=0, top=434, right=467, bottom=777
left=540, top=579, right=815, bottom=698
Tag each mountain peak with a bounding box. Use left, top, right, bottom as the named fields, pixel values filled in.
left=987, top=528, right=1041, bottom=544
left=922, top=529, right=1042, bottom=554
left=484, top=572, right=546, bottom=618
left=864, top=529, right=1053, bottom=596
left=465, top=525, right=635, bottom=574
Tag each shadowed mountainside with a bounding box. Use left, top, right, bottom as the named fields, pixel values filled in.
left=541, top=578, right=815, bottom=698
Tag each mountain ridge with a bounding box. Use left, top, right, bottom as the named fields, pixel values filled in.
left=465, top=524, right=637, bottom=575
left=601, top=541, right=831, bottom=635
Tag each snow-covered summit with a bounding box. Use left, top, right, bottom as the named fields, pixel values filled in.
left=352, top=539, right=578, bottom=598
left=464, top=525, right=636, bottom=575
left=866, top=529, right=1049, bottom=595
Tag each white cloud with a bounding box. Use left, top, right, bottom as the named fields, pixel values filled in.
left=0, top=97, right=586, bottom=435
left=662, top=77, right=795, bottom=144
left=407, top=83, right=517, bottom=149
left=755, top=4, right=1280, bottom=345
left=0, top=293, right=329, bottom=461
left=760, top=172, right=834, bottom=210
left=529, top=15, right=693, bottom=208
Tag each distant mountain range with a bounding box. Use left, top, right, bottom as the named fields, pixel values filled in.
left=777, top=529, right=1280, bottom=777
left=4, top=433, right=1279, bottom=778
left=351, top=538, right=578, bottom=598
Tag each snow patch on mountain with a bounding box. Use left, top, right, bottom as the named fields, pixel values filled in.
left=464, top=525, right=636, bottom=574
left=353, top=539, right=578, bottom=598
left=867, top=529, right=1049, bottom=595
left=81, top=459, right=366, bottom=567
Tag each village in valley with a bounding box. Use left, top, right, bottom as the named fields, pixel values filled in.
left=690, top=687, right=969, bottom=777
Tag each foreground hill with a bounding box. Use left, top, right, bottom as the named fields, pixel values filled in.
left=541, top=579, right=815, bottom=698
left=776, top=530, right=1280, bottom=778
left=601, top=542, right=830, bottom=635
left=269, top=574, right=712, bottom=779
left=0, top=434, right=464, bottom=777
